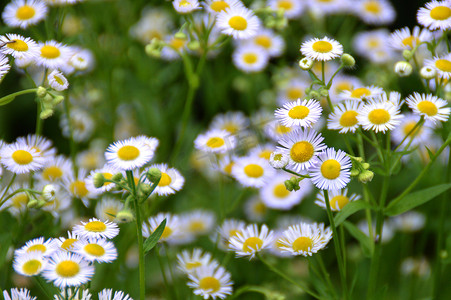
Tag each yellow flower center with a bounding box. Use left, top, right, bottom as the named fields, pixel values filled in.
left=430, top=6, right=451, bottom=20
left=290, top=141, right=314, bottom=163
left=276, top=124, right=291, bottom=134
left=186, top=261, right=202, bottom=270
left=7, top=39, right=28, bottom=51
left=103, top=207, right=118, bottom=221
left=350, top=87, right=370, bottom=98
left=255, top=35, right=272, bottom=48
left=199, top=276, right=221, bottom=292
left=435, top=59, right=451, bottom=72
left=70, top=180, right=89, bottom=198
left=179, top=0, right=190, bottom=6
left=206, top=137, right=225, bottom=148
left=259, top=150, right=272, bottom=160
left=84, top=221, right=106, bottom=232
left=364, top=1, right=381, bottom=14
left=170, top=38, right=186, bottom=49
left=330, top=195, right=349, bottom=210
left=223, top=123, right=239, bottom=133
left=27, top=244, right=46, bottom=253
left=229, top=229, right=241, bottom=238
left=210, top=0, right=229, bottom=12
left=320, top=159, right=341, bottom=179
left=339, top=110, right=358, bottom=127
left=273, top=183, right=290, bottom=198
left=189, top=221, right=206, bottom=232
left=243, top=164, right=264, bottom=178
left=12, top=150, right=33, bottom=165
left=56, top=261, right=80, bottom=278
left=277, top=0, right=293, bottom=10
left=84, top=244, right=105, bottom=257
left=61, top=238, right=78, bottom=250
left=158, top=172, right=172, bottom=186
left=40, top=45, right=61, bottom=59
left=367, top=38, right=380, bottom=48
left=117, top=145, right=140, bottom=161
left=54, top=75, right=65, bottom=85
left=254, top=202, right=267, bottom=214
left=368, top=108, right=390, bottom=125
left=242, top=236, right=263, bottom=253
left=16, top=5, right=36, bottom=20
left=292, top=236, right=313, bottom=252
left=223, top=162, right=234, bottom=174
left=42, top=166, right=63, bottom=181
left=336, top=82, right=353, bottom=92
left=286, top=87, right=304, bottom=100
left=161, top=226, right=173, bottom=239
left=402, top=36, right=420, bottom=48
left=417, top=101, right=438, bottom=116
left=288, top=105, right=310, bottom=119
left=22, top=259, right=41, bottom=275
left=402, top=121, right=423, bottom=137
left=11, top=193, right=28, bottom=208
left=228, top=16, right=248, bottom=30
left=312, top=41, right=333, bottom=53
left=243, top=53, right=257, bottom=64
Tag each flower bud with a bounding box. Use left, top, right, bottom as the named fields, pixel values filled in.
left=36, top=199, right=47, bottom=208
left=27, top=198, right=38, bottom=208
left=402, top=49, right=413, bottom=61
left=319, top=88, right=329, bottom=97
left=42, top=94, right=53, bottom=104
left=174, top=31, right=187, bottom=40
left=299, top=57, right=314, bottom=70
left=309, top=90, right=320, bottom=99
left=187, top=41, right=200, bottom=51
left=42, top=184, right=57, bottom=202
left=394, top=61, right=413, bottom=77
left=350, top=168, right=360, bottom=177
left=116, top=209, right=135, bottom=223
left=362, top=162, right=370, bottom=169
left=358, top=170, right=374, bottom=183
left=420, top=66, right=436, bottom=80
left=93, top=173, right=106, bottom=188
left=36, top=86, right=47, bottom=98
left=341, top=53, right=355, bottom=67
left=269, top=151, right=289, bottom=169
left=284, top=179, right=295, bottom=191
left=146, top=168, right=162, bottom=183
left=40, top=109, right=54, bottom=119
left=52, top=95, right=64, bottom=105
left=140, top=183, right=152, bottom=194
left=112, top=173, right=124, bottom=181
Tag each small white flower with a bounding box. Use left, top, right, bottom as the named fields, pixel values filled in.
left=309, top=148, right=352, bottom=190
left=417, top=0, right=451, bottom=30
left=194, top=129, right=236, bottom=154
left=315, top=188, right=361, bottom=211
left=72, top=218, right=120, bottom=240
left=231, top=156, right=275, bottom=188
left=0, top=34, right=39, bottom=59
left=13, top=251, right=47, bottom=276
left=301, top=37, right=343, bottom=61
left=105, top=137, right=154, bottom=171
left=394, top=61, right=413, bottom=77
left=187, top=264, right=233, bottom=299
left=353, top=0, right=396, bottom=25
left=229, top=224, right=274, bottom=259
left=278, top=222, right=332, bottom=256
left=327, top=101, right=362, bottom=134
left=269, top=151, right=289, bottom=169
left=406, top=92, right=450, bottom=124
left=42, top=184, right=57, bottom=201
left=275, top=98, right=322, bottom=128
left=48, top=70, right=69, bottom=91
left=72, top=238, right=118, bottom=263
left=172, top=0, right=201, bottom=14
left=232, top=45, right=269, bottom=73
left=2, top=0, right=48, bottom=29
left=145, top=163, right=185, bottom=196
left=3, top=288, right=36, bottom=300
left=425, top=53, right=451, bottom=80
left=268, top=0, right=304, bottom=19
left=177, top=248, right=215, bottom=274
left=357, top=98, right=404, bottom=133
left=0, top=141, right=45, bottom=174
left=216, top=6, right=260, bottom=40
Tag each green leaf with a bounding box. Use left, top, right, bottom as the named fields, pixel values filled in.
left=425, top=146, right=435, bottom=160
left=343, top=221, right=373, bottom=257
left=385, top=184, right=451, bottom=216
left=0, top=95, right=16, bottom=106
left=143, top=218, right=166, bottom=254
left=334, top=200, right=374, bottom=226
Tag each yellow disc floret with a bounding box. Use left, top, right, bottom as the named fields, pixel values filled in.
left=16, top=5, right=35, bottom=20
left=288, top=105, right=310, bottom=119
left=22, top=259, right=42, bottom=275
left=117, top=145, right=140, bottom=161
left=312, top=41, right=333, bottom=53
left=84, top=244, right=105, bottom=257
left=330, top=195, right=349, bottom=210
left=158, top=172, right=172, bottom=186
left=417, top=101, right=438, bottom=116
left=292, top=236, right=313, bottom=252
left=84, top=221, right=107, bottom=232
left=7, top=39, right=28, bottom=51
left=430, top=6, right=451, bottom=20
left=12, top=150, right=33, bottom=165
left=435, top=59, right=451, bottom=72
left=242, top=237, right=263, bottom=253
left=321, top=159, right=341, bottom=179
left=199, top=276, right=221, bottom=292
left=244, top=164, right=264, bottom=178
left=228, top=16, right=248, bottom=30
left=40, top=45, right=61, bottom=59
left=290, top=141, right=314, bottom=163
left=368, top=109, right=390, bottom=125
left=273, top=183, right=290, bottom=198
left=56, top=261, right=80, bottom=278
left=339, top=111, right=358, bottom=127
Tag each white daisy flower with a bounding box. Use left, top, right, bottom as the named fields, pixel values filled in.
left=3, top=288, right=36, bottom=300
left=177, top=248, right=215, bottom=274
left=268, top=0, right=304, bottom=19
left=277, top=222, right=332, bottom=256
left=95, top=197, right=124, bottom=222
left=135, top=135, right=159, bottom=153
left=38, top=155, right=72, bottom=183
left=187, top=264, right=233, bottom=300
left=329, top=75, right=362, bottom=101
left=263, top=120, right=294, bottom=142
left=392, top=211, right=426, bottom=233
left=15, top=237, right=57, bottom=257
left=260, top=173, right=313, bottom=210
left=142, top=213, right=181, bottom=244
left=228, top=224, right=274, bottom=259
left=357, top=99, right=404, bottom=133
left=72, top=238, right=118, bottom=263
left=194, top=129, right=236, bottom=154
left=276, top=128, right=327, bottom=172
left=42, top=251, right=94, bottom=288
left=315, top=188, right=361, bottom=211
left=417, top=0, right=451, bottom=30
left=231, top=156, right=275, bottom=188
left=160, top=34, right=188, bottom=60
left=425, top=53, right=451, bottom=80
left=232, top=45, right=269, bottom=73
left=244, top=196, right=267, bottom=222
left=60, top=108, right=95, bottom=142
left=180, top=210, right=216, bottom=237
left=98, top=289, right=132, bottom=300
left=269, top=151, right=289, bottom=169
left=216, top=6, right=260, bottom=40
left=47, top=69, right=69, bottom=91
left=36, top=40, right=72, bottom=69
left=85, top=165, right=120, bottom=194
left=62, top=169, right=96, bottom=206
left=300, top=37, right=343, bottom=61
left=39, top=184, right=72, bottom=216
left=327, top=101, right=362, bottom=134
left=72, top=218, right=120, bottom=240
left=244, top=28, right=285, bottom=57
left=173, top=0, right=201, bottom=14
left=352, top=29, right=390, bottom=56
left=204, top=0, right=243, bottom=14
left=54, top=232, right=81, bottom=251
left=307, top=0, right=351, bottom=15
left=2, top=0, right=48, bottom=29
left=309, top=148, right=352, bottom=190
left=18, top=134, right=56, bottom=160
left=0, top=54, right=10, bottom=81
left=353, top=0, right=396, bottom=25
left=391, top=113, right=434, bottom=147
left=338, top=85, right=384, bottom=101
left=275, top=98, right=323, bottom=128
left=276, top=78, right=308, bottom=105
left=145, top=163, right=184, bottom=196
left=209, top=111, right=249, bottom=135
left=105, top=137, right=154, bottom=171
left=406, top=92, right=450, bottom=124
left=217, top=219, right=246, bottom=250
left=13, top=251, right=47, bottom=276
left=0, top=141, right=45, bottom=174
left=69, top=48, right=95, bottom=72
left=390, top=26, right=432, bottom=51
left=0, top=34, right=39, bottom=59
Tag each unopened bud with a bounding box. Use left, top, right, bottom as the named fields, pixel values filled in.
left=187, top=41, right=200, bottom=51
left=284, top=179, right=295, bottom=191
left=27, top=198, right=38, bottom=208
left=309, top=90, right=320, bottom=99
left=42, top=184, right=57, bottom=201
left=140, top=183, right=152, bottom=194
left=341, top=53, right=355, bottom=67
left=350, top=168, right=360, bottom=177
left=146, top=168, right=162, bottom=183
left=174, top=31, right=187, bottom=40
left=42, top=94, right=53, bottom=104
left=420, top=66, right=436, bottom=80
left=116, top=209, right=135, bottom=223
left=394, top=61, right=413, bottom=77
left=36, top=199, right=47, bottom=208
left=362, top=162, right=370, bottom=169
left=52, top=95, right=64, bottom=105
left=358, top=170, right=374, bottom=183
left=40, top=109, right=54, bottom=119
left=319, top=88, right=329, bottom=97
left=269, top=151, right=289, bottom=169
left=112, top=173, right=124, bottom=181
left=36, top=86, right=47, bottom=98
left=402, top=49, right=413, bottom=61
left=93, top=173, right=106, bottom=188
left=299, top=57, right=314, bottom=70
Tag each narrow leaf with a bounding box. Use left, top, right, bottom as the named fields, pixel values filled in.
left=425, top=146, right=435, bottom=160
left=334, top=200, right=374, bottom=226
left=343, top=221, right=373, bottom=257
left=143, top=218, right=166, bottom=254
left=385, top=184, right=451, bottom=216
left=0, top=95, right=16, bottom=106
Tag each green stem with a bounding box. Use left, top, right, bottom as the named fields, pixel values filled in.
left=281, top=168, right=311, bottom=178
left=393, top=117, right=424, bottom=153
left=127, top=170, right=145, bottom=300
left=36, top=100, right=43, bottom=136
left=316, top=254, right=338, bottom=299
left=324, top=190, right=348, bottom=300
left=257, top=253, right=320, bottom=299
left=0, top=88, right=37, bottom=105
left=156, top=245, right=175, bottom=300
left=63, top=96, right=78, bottom=174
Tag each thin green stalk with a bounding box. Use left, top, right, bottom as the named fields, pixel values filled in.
left=36, top=100, right=43, bottom=136
left=393, top=117, right=424, bottom=152
left=257, top=253, right=320, bottom=299
left=324, top=190, right=348, bottom=300
left=156, top=246, right=175, bottom=300
left=281, top=168, right=311, bottom=178
left=63, top=96, right=78, bottom=174
left=0, top=88, right=37, bottom=105
left=127, top=171, right=145, bottom=300
left=164, top=243, right=180, bottom=300
left=316, top=254, right=338, bottom=299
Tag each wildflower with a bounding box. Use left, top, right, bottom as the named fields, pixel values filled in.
left=228, top=224, right=274, bottom=259
left=268, top=0, right=304, bottom=19
left=0, top=54, right=10, bottom=80
left=2, top=0, right=48, bottom=29
left=390, top=26, right=432, bottom=51
left=232, top=45, right=269, bottom=73
left=217, top=219, right=246, bottom=250
left=72, top=238, right=118, bottom=263
left=406, top=92, right=450, bottom=124
left=0, top=141, right=45, bottom=174
left=420, top=66, right=437, bottom=79
left=327, top=101, right=362, bottom=134
left=417, top=0, right=451, bottom=30
left=275, top=98, right=322, bottom=128
left=13, top=251, right=47, bottom=276
left=353, top=0, right=396, bottom=25
left=105, top=137, right=154, bottom=171
left=394, top=61, right=413, bottom=77
left=425, top=54, right=451, bottom=80
left=187, top=264, right=233, bottom=299
left=172, top=0, right=200, bottom=14
left=277, top=222, right=332, bottom=256
left=269, top=151, right=289, bottom=169
left=301, top=37, right=343, bottom=61
left=245, top=28, right=285, bottom=57
left=309, top=148, right=352, bottom=190
left=357, top=99, right=404, bottom=133
left=95, top=198, right=124, bottom=222
left=0, top=34, right=39, bottom=59
left=315, top=188, right=361, bottom=211
left=72, top=218, right=120, bottom=240
left=194, top=129, right=236, bottom=154
left=203, top=0, right=243, bottom=14
left=338, top=85, right=384, bottom=101
left=177, top=248, right=215, bottom=274
left=231, top=156, right=275, bottom=188
left=216, top=6, right=260, bottom=40
left=145, top=163, right=185, bottom=196
left=54, top=232, right=80, bottom=251
left=3, top=288, right=36, bottom=300
left=38, top=155, right=72, bottom=182
left=36, top=40, right=72, bottom=69
left=180, top=210, right=216, bottom=237
left=47, top=70, right=69, bottom=91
